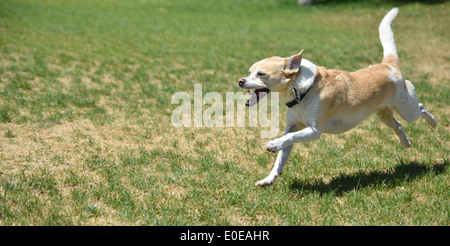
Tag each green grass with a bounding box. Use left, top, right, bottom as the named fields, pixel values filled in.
left=0, top=0, right=449, bottom=225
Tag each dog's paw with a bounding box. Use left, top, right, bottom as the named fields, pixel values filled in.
left=255, top=174, right=278, bottom=186
left=399, top=139, right=411, bottom=148
left=265, top=140, right=284, bottom=153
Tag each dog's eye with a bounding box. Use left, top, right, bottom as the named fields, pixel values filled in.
left=257, top=72, right=267, bottom=77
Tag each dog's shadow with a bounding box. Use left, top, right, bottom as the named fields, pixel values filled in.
left=289, top=160, right=448, bottom=196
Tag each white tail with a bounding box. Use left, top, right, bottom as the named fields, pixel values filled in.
left=379, top=8, right=399, bottom=59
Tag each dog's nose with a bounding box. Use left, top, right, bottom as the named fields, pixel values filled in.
left=238, top=78, right=246, bottom=87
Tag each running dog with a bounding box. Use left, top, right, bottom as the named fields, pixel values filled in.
left=237, top=8, right=437, bottom=186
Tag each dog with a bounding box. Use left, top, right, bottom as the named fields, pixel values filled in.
left=237, top=8, right=437, bottom=186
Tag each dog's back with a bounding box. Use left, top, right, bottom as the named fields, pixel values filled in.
left=310, top=8, right=403, bottom=121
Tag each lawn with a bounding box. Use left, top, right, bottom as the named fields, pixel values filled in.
left=0, top=0, right=448, bottom=225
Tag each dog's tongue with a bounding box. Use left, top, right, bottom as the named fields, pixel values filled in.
left=246, top=90, right=258, bottom=107
left=245, top=89, right=270, bottom=107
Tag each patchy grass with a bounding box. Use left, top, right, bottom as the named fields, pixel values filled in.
left=0, top=0, right=449, bottom=225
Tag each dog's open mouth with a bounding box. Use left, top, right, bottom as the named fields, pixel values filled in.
left=245, top=88, right=270, bottom=107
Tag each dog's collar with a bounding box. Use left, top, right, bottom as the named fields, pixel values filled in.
left=285, top=86, right=312, bottom=108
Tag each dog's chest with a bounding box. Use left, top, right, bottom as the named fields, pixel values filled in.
left=287, top=102, right=315, bottom=126
left=289, top=101, right=364, bottom=134
left=323, top=118, right=355, bottom=134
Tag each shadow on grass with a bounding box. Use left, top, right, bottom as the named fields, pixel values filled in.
left=289, top=160, right=448, bottom=196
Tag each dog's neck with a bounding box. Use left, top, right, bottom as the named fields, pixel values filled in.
left=279, top=58, right=317, bottom=105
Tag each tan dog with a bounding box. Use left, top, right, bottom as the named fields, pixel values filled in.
left=237, top=8, right=437, bottom=186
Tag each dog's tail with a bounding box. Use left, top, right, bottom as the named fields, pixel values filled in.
left=379, top=8, right=399, bottom=65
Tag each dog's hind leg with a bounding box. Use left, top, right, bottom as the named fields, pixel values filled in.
left=393, top=80, right=437, bottom=128
left=419, top=103, right=437, bottom=128
left=377, top=107, right=411, bottom=148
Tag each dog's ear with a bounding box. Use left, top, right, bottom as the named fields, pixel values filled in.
left=283, top=50, right=303, bottom=77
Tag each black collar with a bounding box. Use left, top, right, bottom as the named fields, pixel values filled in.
left=285, top=86, right=312, bottom=108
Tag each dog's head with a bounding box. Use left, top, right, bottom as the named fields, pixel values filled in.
left=238, top=50, right=303, bottom=107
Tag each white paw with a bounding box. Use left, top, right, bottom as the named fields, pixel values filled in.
left=265, top=139, right=284, bottom=153
left=399, top=139, right=411, bottom=148
left=255, top=174, right=278, bottom=186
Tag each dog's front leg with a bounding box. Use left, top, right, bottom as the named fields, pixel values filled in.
left=265, top=126, right=321, bottom=153
left=256, top=144, right=294, bottom=186
left=257, top=126, right=321, bottom=186
left=256, top=124, right=298, bottom=186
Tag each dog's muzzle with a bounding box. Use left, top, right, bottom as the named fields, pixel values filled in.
left=237, top=78, right=270, bottom=107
